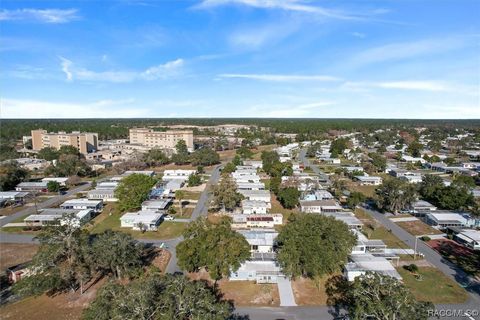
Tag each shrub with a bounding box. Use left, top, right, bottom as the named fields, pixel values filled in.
left=421, top=236, right=431, bottom=241
left=403, top=263, right=419, bottom=273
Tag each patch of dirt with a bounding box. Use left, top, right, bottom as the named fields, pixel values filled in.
left=0, top=243, right=39, bottom=270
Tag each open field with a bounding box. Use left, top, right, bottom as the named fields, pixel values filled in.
left=219, top=281, right=280, bottom=307
left=348, top=184, right=378, bottom=198
left=291, top=277, right=330, bottom=305
left=179, top=190, right=202, bottom=201
left=427, top=239, right=480, bottom=277
left=0, top=243, right=38, bottom=270
left=396, top=220, right=443, bottom=236
left=398, top=266, right=468, bottom=303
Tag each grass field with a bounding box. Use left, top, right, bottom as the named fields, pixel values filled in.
left=398, top=266, right=468, bottom=303
left=348, top=184, right=378, bottom=198
left=218, top=281, right=280, bottom=306
left=291, top=277, right=331, bottom=305
left=396, top=220, right=443, bottom=236
left=0, top=243, right=38, bottom=270
left=354, top=208, right=409, bottom=249
left=180, top=191, right=202, bottom=201
left=89, top=207, right=186, bottom=240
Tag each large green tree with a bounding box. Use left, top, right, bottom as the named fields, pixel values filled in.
left=144, top=148, right=170, bottom=166
left=91, top=230, right=144, bottom=279
left=212, top=175, right=243, bottom=211
left=38, top=147, right=59, bottom=161
left=346, top=272, right=433, bottom=320
left=115, top=174, right=157, bottom=212
left=330, top=138, right=350, bottom=158
left=276, top=187, right=300, bottom=209
left=171, top=140, right=190, bottom=165
left=45, top=154, right=91, bottom=177
left=83, top=273, right=234, bottom=320
left=276, top=214, right=356, bottom=279
left=14, top=213, right=91, bottom=296
left=406, top=141, right=423, bottom=157
left=0, top=161, right=29, bottom=191
left=376, top=178, right=417, bottom=214
left=190, top=147, right=220, bottom=166
left=176, top=218, right=250, bottom=281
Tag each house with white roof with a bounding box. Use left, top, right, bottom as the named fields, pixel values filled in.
left=242, top=160, right=263, bottom=169
left=355, top=176, right=383, bottom=186
left=238, top=190, right=271, bottom=207
left=141, top=199, right=172, bottom=212
left=163, top=170, right=195, bottom=180
left=242, top=199, right=268, bottom=214
left=24, top=208, right=93, bottom=227
left=425, top=212, right=467, bottom=229
left=454, top=230, right=480, bottom=250
left=15, top=181, right=48, bottom=192
left=41, top=177, right=69, bottom=186
left=0, top=191, right=30, bottom=205
left=409, top=200, right=437, bottom=214
left=120, top=210, right=163, bottom=231
left=299, top=200, right=343, bottom=213
left=60, top=199, right=103, bottom=212
left=401, top=155, right=427, bottom=164
left=344, top=253, right=402, bottom=281
left=232, top=214, right=283, bottom=229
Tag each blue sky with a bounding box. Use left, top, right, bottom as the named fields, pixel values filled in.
left=1, top=0, right=479, bottom=118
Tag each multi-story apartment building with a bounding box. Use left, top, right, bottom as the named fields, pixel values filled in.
left=129, top=128, right=194, bottom=152
left=31, top=129, right=98, bottom=154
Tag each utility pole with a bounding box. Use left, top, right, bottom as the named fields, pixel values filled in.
left=414, top=236, right=419, bottom=260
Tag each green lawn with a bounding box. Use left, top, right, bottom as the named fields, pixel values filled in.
left=180, top=191, right=202, bottom=201
left=355, top=208, right=409, bottom=249
left=398, top=267, right=468, bottom=304
left=90, top=210, right=186, bottom=240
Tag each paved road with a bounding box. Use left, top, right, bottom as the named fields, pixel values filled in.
left=0, top=182, right=92, bottom=228
left=298, top=149, right=329, bottom=183
left=190, top=164, right=222, bottom=220
left=236, top=306, right=342, bottom=320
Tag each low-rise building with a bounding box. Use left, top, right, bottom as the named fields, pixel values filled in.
left=230, top=260, right=283, bottom=284
left=454, top=230, right=480, bottom=250
left=299, top=200, right=343, bottom=213
left=24, top=208, right=93, bottom=227
left=425, top=212, right=467, bottom=229
left=163, top=170, right=195, bottom=180
left=0, top=191, right=30, bottom=205
left=344, top=253, right=402, bottom=281
left=41, top=177, right=69, bottom=186
left=241, top=200, right=268, bottom=214
left=409, top=200, right=437, bottom=214
left=15, top=181, right=48, bottom=192
left=60, top=199, right=103, bottom=212
left=120, top=210, right=163, bottom=231
left=88, top=189, right=117, bottom=202
left=232, top=214, right=283, bottom=229
left=141, top=199, right=172, bottom=212
left=238, top=190, right=271, bottom=207
left=355, top=176, right=383, bottom=186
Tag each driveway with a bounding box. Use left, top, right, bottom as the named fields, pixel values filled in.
left=277, top=276, right=297, bottom=307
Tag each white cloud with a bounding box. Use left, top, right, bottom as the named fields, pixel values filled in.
left=0, top=98, right=146, bottom=118
left=0, top=8, right=79, bottom=23
left=350, top=37, right=465, bottom=67
left=351, top=32, right=366, bottom=38
left=59, top=57, right=184, bottom=82
left=219, top=73, right=341, bottom=82
left=195, top=0, right=359, bottom=20
left=377, top=81, right=447, bottom=91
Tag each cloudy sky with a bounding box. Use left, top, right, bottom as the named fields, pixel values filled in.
left=1, top=0, right=479, bottom=119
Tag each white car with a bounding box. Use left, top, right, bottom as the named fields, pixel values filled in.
left=163, top=215, right=175, bottom=221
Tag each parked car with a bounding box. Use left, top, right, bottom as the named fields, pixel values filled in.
left=163, top=215, right=175, bottom=221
